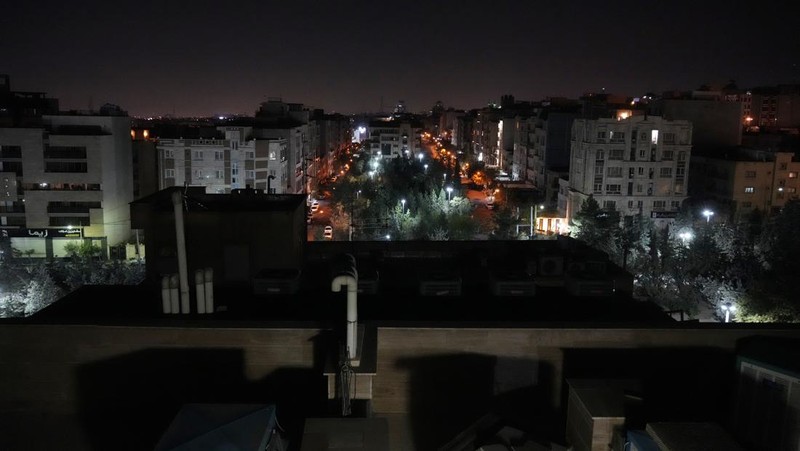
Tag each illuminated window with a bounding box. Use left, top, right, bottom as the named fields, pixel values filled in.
left=651, top=130, right=659, bottom=144
left=789, top=172, right=797, bottom=178
left=745, top=186, right=755, bottom=193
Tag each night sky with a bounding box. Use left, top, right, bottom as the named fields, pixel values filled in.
left=2, top=1, right=797, bottom=117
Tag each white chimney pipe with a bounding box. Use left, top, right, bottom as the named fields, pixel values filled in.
left=204, top=267, right=214, bottom=313
left=169, top=274, right=179, bottom=314
left=332, top=274, right=358, bottom=360
left=161, top=275, right=171, bottom=314
left=195, top=269, right=206, bottom=314
left=171, top=191, right=190, bottom=314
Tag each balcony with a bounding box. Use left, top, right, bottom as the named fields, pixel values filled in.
left=0, top=205, right=25, bottom=213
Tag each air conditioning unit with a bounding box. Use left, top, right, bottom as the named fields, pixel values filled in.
left=538, top=256, right=564, bottom=276
left=565, top=274, right=614, bottom=297
left=420, top=272, right=462, bottom=296
left=491, top=270, right=535, bottom=297
left=252, top=268, right=301, bottom=295
left=357, top=269, right=379, bottom=294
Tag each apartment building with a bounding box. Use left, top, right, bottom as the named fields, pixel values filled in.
left=691, top=148, right=799, bottom=221
left=0, top=110, right=132, bottom=256
left=367, top=118, right=421, bottom=159
left=563, top=116, right=692, bottom=226
left=156, top=126, right=289, bottom=194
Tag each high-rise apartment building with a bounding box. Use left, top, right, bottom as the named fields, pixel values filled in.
left=562, top=116, right=692, bottom=226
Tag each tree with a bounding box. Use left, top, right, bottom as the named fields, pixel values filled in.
left=571, top=195, right=621, bottom=258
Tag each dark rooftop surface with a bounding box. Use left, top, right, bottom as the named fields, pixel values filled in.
left=31, top=246, right=671, bottom=326
left=131, top=187, right=306, bottom=212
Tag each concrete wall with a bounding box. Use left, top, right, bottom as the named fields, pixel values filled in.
left=1, top=323, right=798, bottom=449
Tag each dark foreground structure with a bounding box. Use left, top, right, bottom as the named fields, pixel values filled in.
left=1, top=187, right=798, bottom=450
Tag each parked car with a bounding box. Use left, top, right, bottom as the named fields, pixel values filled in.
left=323, top=226, right=333, bottom=239
left=311, top=201, right=320, bottom=212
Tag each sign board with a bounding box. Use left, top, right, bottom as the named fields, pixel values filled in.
left=651, top=211, right=678, bottom=219
left=0, top=227, right=83, bottom=238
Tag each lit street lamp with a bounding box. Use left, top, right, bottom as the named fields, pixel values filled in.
left=721, top=302, right=736, bottom=323
left=401, top=198, right=406, bottom=213
left=702, top=209, right=714, bottom=223
left=679, top=231, right=693, bottom=246
left=446, top=186, right=453, bottom=201
left=424, top=164, right=428, bottom=172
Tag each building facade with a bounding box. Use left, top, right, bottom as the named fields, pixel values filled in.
left=690, top=149, right=800, bottom=220
left=156, top=126, right=289, bottom=195
left=0, top=112, right=133, bottom=256
left=562, top=116, right=692, bottom=226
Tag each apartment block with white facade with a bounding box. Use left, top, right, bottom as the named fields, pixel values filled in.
left=562, top=115, right=692, bottom=226
left=156, top=126, right=288, bottom=194
left=0, top=112, right=133, bottom=256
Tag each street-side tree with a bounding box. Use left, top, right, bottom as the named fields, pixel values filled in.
left=571, top=195, right=621, bottom=258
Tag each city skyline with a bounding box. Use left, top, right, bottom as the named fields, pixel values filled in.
left=2, top=0, right=797, bottom=117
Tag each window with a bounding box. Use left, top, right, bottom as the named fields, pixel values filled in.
left=628, top=200, right=634, bottom=209
left=789, top=171, right=797, bottom=178
left=779, top=162, right=788, bottom=170
left=745, top=186, right=755, bottom=193
left=653, top=200, right=666, bottom=210
left=607, top=166, right=623, bottom=177
left=603, top=200, right=616, bottom=209
left=677, top=151, right=687, bottom=161
left=246, top=170, right=255, bottom=179
left=671, top=201, right=680, bottom=209
left=596, top=131, right=607, bottom=141
left=0, top=145, right=22, bottom=158
left=605, top=184, right=621, bottom=194
left=269, top=151, right=276, bottom=160
left=660, top=167, right=672, bottom=178
left=651, top=130, right=659, bottom=144
left=638, top=167, right=644, bottom=176
left=215, top=170, right=224, bottom=179
left=593, top=183, right=603, bottom=193
left=165, top=169, right=175, bottom=178
left=595, top=150, right=605, bottom=160
left=636, top=184, right=643, bottom=193
left=195, top=170, right=204, bottom=178
left=246, top=151, right=255, bottom=159
left=787, top=187, right=797, bottom=193
left=676, top=167, right=686, bottom=177
left=741, top=202, right=752, bottom=208
left=675, top=183, right=683, bottom=194
left=231, top=162, right=239, bottom=176
left=663, top=132, right=676, bottom=144
left=610, top=131, right=625, bottom=142
left=745, top=170, right=756, bottom=178
left=214, top=151, right=224, bottom=161
left=44, top=146, right=87, bottom=159
left=637, top=200, right=643, bottom=209
left=164, top=149, right=174, bottom=159
left=639, top=149, right=646, bottom=158
left=662, top=150, right=673, bottom=160
left=44, top=162, right=87, bottom=173
left=609, top=149, right=624, bottom=160
left=193, top=150, right=203, bottom=161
